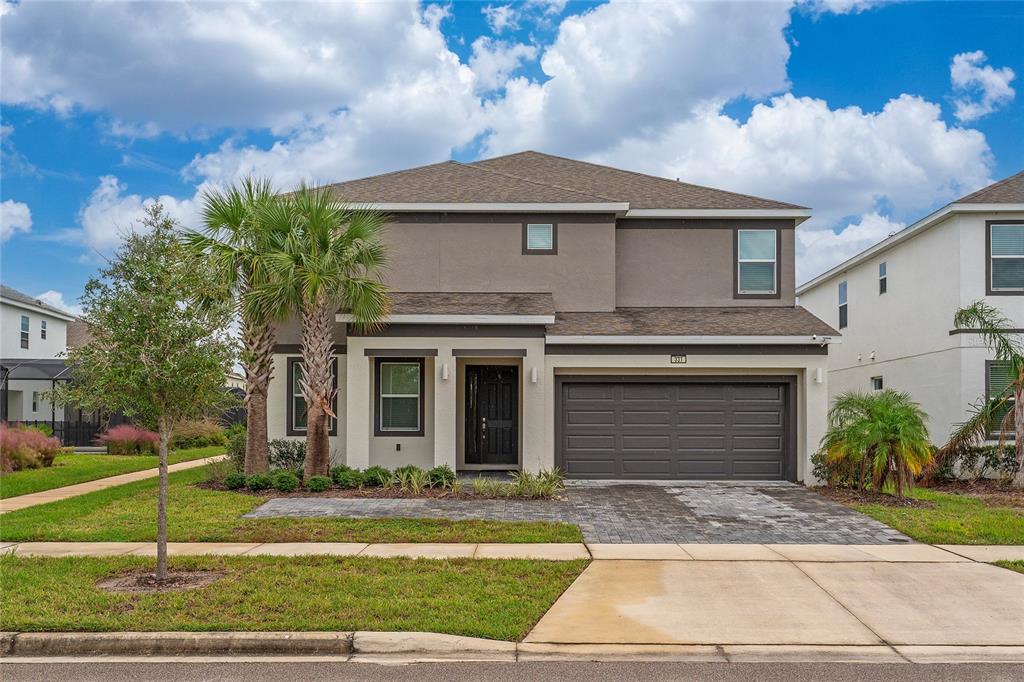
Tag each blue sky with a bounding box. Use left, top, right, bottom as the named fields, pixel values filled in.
left=1, top=0, right=1021, bottom=314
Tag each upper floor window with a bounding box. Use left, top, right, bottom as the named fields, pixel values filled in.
left=375, top=358, right=424, bottom=436
left=736, top=229, right=777, bottom=295
left=20, top=315, right=29, bottom=349
left=286, top=357, right=337, bottom=436
left=838, top=281, right=848, bottom=329
left=41, top=320, right=47, bottom=340
left=878, top=262, right=887, bottom=295
left=523, top=223, right=557, bottom=254
left=988, top=223, right=1024, bottom=293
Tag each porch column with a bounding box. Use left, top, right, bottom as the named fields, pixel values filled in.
left=345, top=349, right=371, bottom=469
left=433, top=350, right=457, bottom=469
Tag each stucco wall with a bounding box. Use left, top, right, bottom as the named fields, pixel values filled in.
left=1, top=303, right=69, bottom=359
left=266, top=352, right=348, bottom=463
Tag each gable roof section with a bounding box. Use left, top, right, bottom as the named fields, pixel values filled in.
left=471, top=151, right=806, bottom=210
left=548, top=306, right=837, bottom=339
left=337, top=292, right=556, bottom=324
left=797, top=169, right=1024, bottom=295
left=0, top=285, right=77, bottom=321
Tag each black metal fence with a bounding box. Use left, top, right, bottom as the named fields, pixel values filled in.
left=10, top=420, right=102, bottom=448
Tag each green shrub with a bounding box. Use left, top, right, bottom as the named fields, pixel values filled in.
left=224, top=422, right=246, bottom=439
left=223, top=472, right=247, bottom=490
left=226, top=428, right=246, bottom=472
left=427, top=464, right=456, bottom=488
left=335, top=469, right=365, bottom=489
left=268, top=439, right=305, bottom=470
left=471, top=477, right=510, bottom=498
left=245, top=473, right=273, bottom=491
left=395, top=466, right=429, bottom=493
left=363, top=465, right=393, bottom=487
left=510, top=469, right=563, bottom=498
left=330, top=465, right=352, bottom=485
left=170, top=419, right=227, bottom=449
left=306, top=475, right=332, bottom=492
left=271, top=470, right=299, bottom=493
left=393, top=464, right=422, bottom=478
left=24, top=423, right=55, bottom=437
left=931, top=444, right=1018, bottom=483
left=204, top=458, right=234, bottom=485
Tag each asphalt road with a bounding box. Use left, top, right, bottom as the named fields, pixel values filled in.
left=3, top=661, right=1023, bottom=681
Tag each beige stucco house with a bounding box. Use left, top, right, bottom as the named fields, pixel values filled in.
left=267, top=152, right=838, bottom=482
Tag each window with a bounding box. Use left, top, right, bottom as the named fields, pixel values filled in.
left=20, top=315, right=29, bottom=349
left=838, top=281, right=848, bottom=329
left=31, top=392, right=39, bottom=412
left=286, top=358, right=338, bottom=436
left=989, top=223, right=1024, bottom=293
left=523, top=223, right=556, bottom=254
left=375, top=358, right=424, bottom=436
left=736, top=229, right=777, bottom=295
left=870, top=376, right=884, bottom=391
left=878, top=262, right=887, bottom=295
left=986, top=360, right=1015, bottom=437
left=41, top=320, right=47, bottom=340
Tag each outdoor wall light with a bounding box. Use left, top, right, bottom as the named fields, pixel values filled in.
left=815, top=367, right=823, bottom=384
left=530, top=367, right=538, bottom=384
left=441, top=363, right=449, bottom=381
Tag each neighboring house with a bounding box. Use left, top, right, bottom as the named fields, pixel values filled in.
left=267, top=151, right=837, bottom=482
left=798, top=171, right=1024, bottom=445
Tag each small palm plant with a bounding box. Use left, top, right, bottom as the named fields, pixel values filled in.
left=819, top=390, right=933, bottom=498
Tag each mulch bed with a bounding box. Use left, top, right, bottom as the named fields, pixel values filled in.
left=925, top=479, right=1024, bottom=508
left=195, top=481, right=566, bottom=501
left=814, top=486, right=934, bottom=508
left=97, top=570, right=226, bottom=594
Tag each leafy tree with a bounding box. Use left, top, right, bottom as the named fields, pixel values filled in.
left=253, top=186, right=389, bottom=477
left=939, top=301, right=1024, bottom=487
left=53, top=205, right=236, bottom=580
left=819, top=390, right=932, bottom=498
left=185, top=177, right=280, bottom=475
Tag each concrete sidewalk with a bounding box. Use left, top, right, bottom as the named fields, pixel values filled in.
left=0, top=456, right=225, bottom=514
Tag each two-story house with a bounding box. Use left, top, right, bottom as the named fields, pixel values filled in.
left=1, top=285, right=78, bottom=425
left=798, top=170, right=1024, bottom=445
left=267, top=152, right=838, bottom=482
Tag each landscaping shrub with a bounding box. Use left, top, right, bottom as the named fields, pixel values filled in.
left=427, top=465, right=456, bottom=488
left=268, top=439, right=306, bottom=470
left=330, top=465, right=352, bottom=485
left=510, top=469, right=564, bottom=498
left=0, top=423, right=62, bottom=472
left=393, top=464, right=423, bottom=478
left=472, top=477, right=510, bottom=498
left=224, top=422, right=246, bottom=440
left=812, top=449, right=860, bottom=487
left=930, top=444, right=1018, bottom=483
left=271, top=470, right=300, bottom=493
left=363, top=465, right=393, bottom=487
left=245, top=473, right=273, bottom=491
left=395, top=466, right=429, bottom=493
left=97, top=424, right=159, bottom=455
left=306, top=475, right=332, bottom=492
left=223, top=472, right=247, bottom=490
left=335, top=468, right=365, bottom=489
left=170, top=419, right=227, bottom=449
left=226, top=427, right=246, bottom=472
left=24, top=423, right=54, bottom=437
left=204, top=458, right=233, bottom=485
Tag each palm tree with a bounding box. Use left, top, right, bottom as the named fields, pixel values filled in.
left=939, top=300, right=1024, bottom=487
left=184, top=177, right=279, bottom=475
left=819, top=390, right=932, bottom=498
left=255, top=185, right=389, bottom=477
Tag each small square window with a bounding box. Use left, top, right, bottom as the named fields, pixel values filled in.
left=870, top=376, right=883, bottom=391
left=878, top=262, right=887, bottom=295
left=736, top=229, right=777, bottom=295
left=523, top=223, right=556, bottom=254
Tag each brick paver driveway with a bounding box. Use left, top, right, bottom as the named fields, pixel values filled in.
left=245, top=481, right=910, bottom=545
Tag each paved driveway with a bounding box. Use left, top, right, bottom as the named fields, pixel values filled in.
left=246, top=481, right=909, bottom=545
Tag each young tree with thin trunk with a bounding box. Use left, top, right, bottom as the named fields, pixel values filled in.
left=185, top=177, right=280, bottom=475
left=254, top=186, right=389, bottom=478
left=939, top=300, right=1024, bottom=487
left=53, top=205, right=236, bottom=581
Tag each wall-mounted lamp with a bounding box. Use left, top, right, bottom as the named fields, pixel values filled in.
left=815, top=367, right=823, bottom=384
left=869, top=350, right=876, bottom=361
left=441, top=363, right=449, bottom=381
left=530, top=367, right=538, bottom=384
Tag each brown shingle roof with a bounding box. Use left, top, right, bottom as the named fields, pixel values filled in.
left=472, top=151, right=805, bottom=210
left=548, top=306, right=837, bottom=337
left=0, top=284, right=74, bottom=319
left=66, top=319, right=93, bottom=349
left=957, top=170, right=1024, bottom=204
left=383, top=292, right=556, bottom=317
left=324, top=160, right=612, bottom=205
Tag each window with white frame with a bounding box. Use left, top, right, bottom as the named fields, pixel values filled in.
left=878, top=262, right=887, bottom=295
left=287, top=358, right=337, bottom=435
left=20, top=315, right=29, bottom=349
left=41, top=320, right=47, bottom=339
left=989, top=223, right=1024, bottom=292
left=838, top=281, right=848, bottom=329
left=870, top=376, right=883, bottom=391
left=737, top=229, right=777, bottom=294
left=376, top=359, right=423, bottom=434
left=524, top=223, right=556, bottom=254
left=32, top=391, right=39, bottom=412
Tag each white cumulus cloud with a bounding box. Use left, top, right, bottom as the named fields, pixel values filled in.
left=0, top=199, right=32, bottom=242
left=35, top=290, right=84, bottom=317
left=797, top=212, right=906, bottom=282
left=950, top=50, right=1016, bottom=122
left=470, top=38, right=538, bottom=92
left=78, top=176, right=201, bottom=254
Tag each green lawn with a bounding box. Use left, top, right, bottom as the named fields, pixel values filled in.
left=0, top=447, right=225, bottom=499
left=995, top=560, right=1024, bottom=575
left=0, top=465, right=583, bottom=543
left=0, top=554, right=587, bottom=640
left=853, top=487, right=1024, bottom=545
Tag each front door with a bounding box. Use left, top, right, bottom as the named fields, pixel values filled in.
left=465, top=365, right=519, bottom=465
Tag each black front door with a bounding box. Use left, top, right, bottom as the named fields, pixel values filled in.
left=465, top=365, right=519, bottom=465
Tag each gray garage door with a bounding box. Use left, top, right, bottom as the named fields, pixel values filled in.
left=558, top=378, right=792, bottom=480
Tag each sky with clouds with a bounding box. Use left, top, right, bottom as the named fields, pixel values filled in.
left=1, top=0, right=1022, bottom=316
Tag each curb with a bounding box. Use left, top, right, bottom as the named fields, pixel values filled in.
left=2, top=631, right=353, bottom=657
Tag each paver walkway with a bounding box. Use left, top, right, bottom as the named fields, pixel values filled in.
left=246, top=481, right=910, bottom=544
left=0, top=455, right=225, bottom=514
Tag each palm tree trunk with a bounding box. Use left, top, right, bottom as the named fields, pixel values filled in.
left=301, top=296, right=334, bottom=478
left=1015, top=388, right=1024, bottom=489
left=156, top=419, right=170, bottom=581
left=241, top=315, right=274, bottom=475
